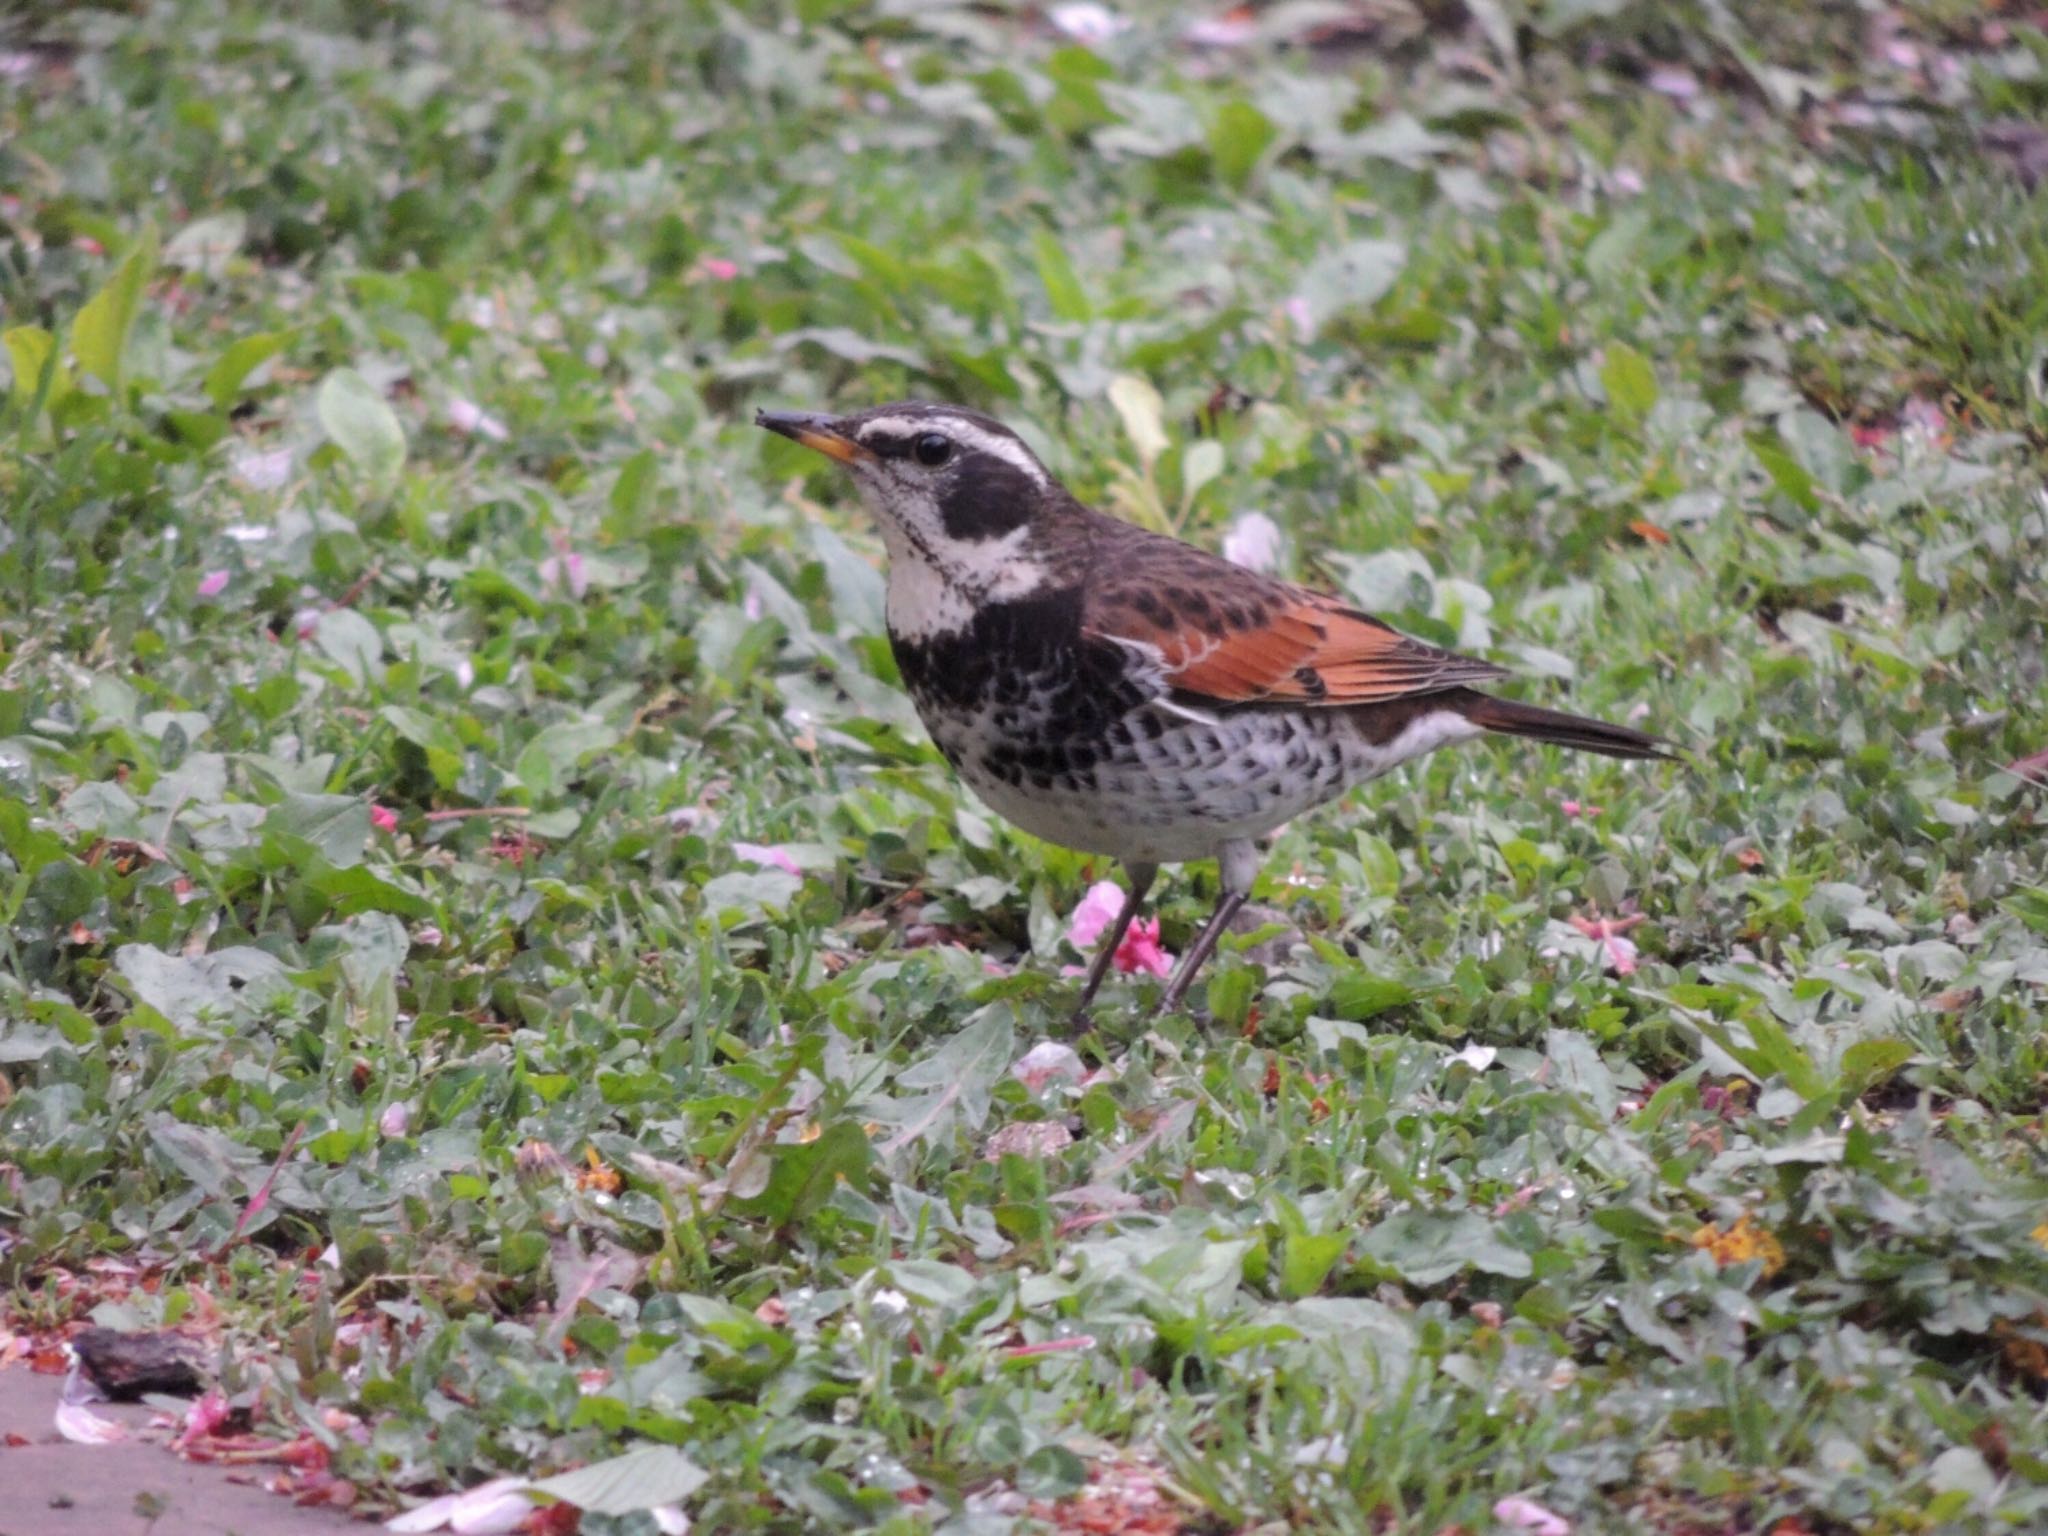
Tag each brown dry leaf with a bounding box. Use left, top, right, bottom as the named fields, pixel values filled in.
left=575, top=1147, right=623, bottom=1194
left=1687, top=1213, right=1785, bottom=1277
left=1028, top=1456, right=1196, bottom=1535
left=1996, top=1315, right=2048, bottom=1380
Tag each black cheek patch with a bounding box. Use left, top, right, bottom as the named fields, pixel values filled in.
left=937, top=460, right=1037, bottom=541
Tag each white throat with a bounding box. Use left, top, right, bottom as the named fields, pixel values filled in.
left=871, top=510, right=1050, bottom=642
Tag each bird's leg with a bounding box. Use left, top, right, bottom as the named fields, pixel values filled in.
left=1071, top=861, right=1158, bottom=1021
left=1155, top=889, right=1247, bottom=1015
left=1155, top=838, right=1261, bottom=1016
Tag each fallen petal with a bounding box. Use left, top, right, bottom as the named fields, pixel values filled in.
left=55, top=1399, right=128, bottom=1444
left=732, top=841, right=801, bottom=876
left=447, top=397, right=510, bottom=442
left=449, top=1479, right=539, bottom=1536
left=1013, top=1040, right=1086, bottom=1089
left=1494, top=1495, right=1571, bottom=1535
left=1221, top=511, right=1283, bottom=573
left=387, top=1493, right=461, bottom=1533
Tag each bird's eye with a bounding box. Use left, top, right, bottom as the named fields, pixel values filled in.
left=913, top=433, right=953, bottom=467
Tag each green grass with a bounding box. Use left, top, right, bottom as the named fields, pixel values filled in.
left=4, top=2, right=2048, bottom=1532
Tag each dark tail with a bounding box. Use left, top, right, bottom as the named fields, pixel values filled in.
left=1455, top=689, right=1672, bottom=761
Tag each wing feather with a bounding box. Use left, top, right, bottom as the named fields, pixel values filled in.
left=1087, top=578, right=1508, bottom=708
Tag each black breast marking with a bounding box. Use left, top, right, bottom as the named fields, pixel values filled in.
left=892, top=584, right=1151, bottom=741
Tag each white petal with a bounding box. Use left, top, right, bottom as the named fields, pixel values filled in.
left=55, top=1399, right=128, bottom=1444
left=651, top=1506, right=691, bottom=1536
left=386, top=1493, right=461, bottom=1533
left=449, top=1480, right=538, bottom=1536
left=1220, top=511, right=1283, bottom=573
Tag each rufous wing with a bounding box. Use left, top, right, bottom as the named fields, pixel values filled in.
left=1088, top=584, right=1509, bottom=707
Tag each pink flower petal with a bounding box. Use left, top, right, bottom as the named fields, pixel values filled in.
left=197, top=569, right=230, bottom=598
left=1066, top=881, right=1127, bottom=949
left=1114, top=917, right=1175, bottom=977
left=698, top=257, right=739, bottom=281
left=732, top=841, right=801, bottom=877
left=1494, top=1495, right=1571, bottom=1535
left=379, top=1102, right=412, bottom=1138
left=538, top=550, right=589, bottom=599
left=174, top=1387, right=230, bottom=1450
left=370, top=805, right=399, bottom=834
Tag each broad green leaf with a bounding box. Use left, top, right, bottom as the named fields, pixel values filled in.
left=894, top=1008, right=1016, bottom=1138
left=72, top=229, right=159, bottom=393
left=1181, top=438, right=1224, bottom=503
left=266, top=792, right=373, bottom=868
left=1326, top=971, right=1414, bottom=1021
left=1209, top=98, right=1278, bottom=187
left=732, top=1120, right=872, bottom=1223
left=116, top=943, right=295, bottom=1029
left=1032, top=229, right=1090, bottom=322
left=4, top=325, right=68, bottom=414
left=380, top=704, right=463, bottom=788
left=162, top=211, right=246, bottom=277
left=317, top=367, right=407, bottom=482
left=515, top=719, right=624, bottom=797
left=1749, top=432, right=1819, bottom=514
left=532, top=1446, right=709, bottom=1516
left=146, top=1118, right=261, bottom=1198
left=1359, top=1210, right=1532, bottom=1285
left=204, top=331, right=289, bottom=409
left=313, top=609, right=384, bottom=685
left=1600, top=342, right=1658, bottom=421
left=1279, top=1229, right=1348, bottom=1299
left=1294, top=238, right=1405, bottom=333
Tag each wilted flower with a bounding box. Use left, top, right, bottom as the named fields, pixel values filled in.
left=1569, top=912, right=1643, bottom=975
left=538, top=542, right=588, bottom=599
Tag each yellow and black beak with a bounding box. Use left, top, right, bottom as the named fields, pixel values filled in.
left=755, top=408, right=871, bottom=465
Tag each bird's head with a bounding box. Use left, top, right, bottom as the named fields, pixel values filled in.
left=755, top=401, right=1061, bottom=566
